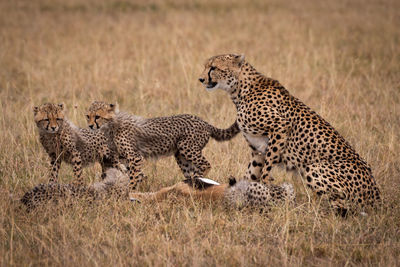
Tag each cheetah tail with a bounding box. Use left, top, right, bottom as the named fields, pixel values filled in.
left=209, top=121, right=240, bottom=141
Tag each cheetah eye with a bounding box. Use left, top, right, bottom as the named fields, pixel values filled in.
left=56, top=118, right=63, bottom=121
left=95, top=115, right=100, bottom=120
left=43, top=118, right=49, bottom=122
left=210, top=66, right=216, bottom=71
left=86, top=115, right=90, bottom=119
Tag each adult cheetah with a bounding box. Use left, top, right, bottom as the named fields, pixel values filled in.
left=86, top=101, right=240, bottom=191
left=33, top=103, right=121, bottom=185
left=198, top=54, right=380, bottom=214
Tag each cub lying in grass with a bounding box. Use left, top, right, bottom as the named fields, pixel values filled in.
left=20, top=168, right=128, bottom=211
left=19, top=169, right=294, bottom=212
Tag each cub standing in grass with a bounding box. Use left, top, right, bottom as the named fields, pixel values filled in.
left=33, top=103, right=121, bottom=185
left=198, top=54, right=381, bottom=215
left=86, top=101, right=240, bottom=192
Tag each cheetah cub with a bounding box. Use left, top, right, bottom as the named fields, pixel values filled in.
left=20, top=168, right=129, bottom=211
left=33, top=103, right=121, bottom=185
left=86, top=101, right=240, bottom=191
left=223, top=177, right=295, bottom=210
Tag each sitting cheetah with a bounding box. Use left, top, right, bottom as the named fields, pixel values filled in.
left=130, top=176, right=295, bottom=211
left=198, top=54, right=381, bottom=214
left=20, top=168, right=128, bottom=211
left=86, top=101, right=240, bottom=191
left=33, top=103, right=121, bottom=185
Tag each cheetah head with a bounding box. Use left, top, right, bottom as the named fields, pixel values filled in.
left=86, top=101, right=118, bottom=129
left=223, top=176, right=250, bottom=209
left=198, top=54, right=245, bottom=93
left=33, top=103, right=65, bottom=133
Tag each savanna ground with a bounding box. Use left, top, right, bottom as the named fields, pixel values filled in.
left=1, top=0, right=400, bottom=265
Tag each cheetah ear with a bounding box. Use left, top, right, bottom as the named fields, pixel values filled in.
left=108, top=103, right=119, bottom=113
left=235, top=54, right=246, bottom=64
left=228, top=176, right=237, bottom=186
left=233, top=54, right=245, bottom=68
left=58, top=103, right=65, bottom=110
left=33, top=106, right=39, bottom=115
left=236, top=54, right=245, bottom=61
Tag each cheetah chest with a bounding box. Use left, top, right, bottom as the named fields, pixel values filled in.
left=243, top=133, right=269, bottom=154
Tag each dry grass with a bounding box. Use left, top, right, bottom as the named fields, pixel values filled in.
left=1, top=0, right=400, bottom=265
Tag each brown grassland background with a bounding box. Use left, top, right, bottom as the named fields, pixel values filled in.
left=1, top=0, right=400, bottom=266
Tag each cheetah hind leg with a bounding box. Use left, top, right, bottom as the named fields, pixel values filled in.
left=175, top=152, right=198, bottom=179
left=302, top=163, right=351, bottom=216
left=176, top=144, right=211, bottom=178
left=186, top=153, right=211, bottom=178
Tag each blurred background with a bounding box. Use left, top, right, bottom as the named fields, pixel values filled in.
left=0, top=0, right=399, bottom=265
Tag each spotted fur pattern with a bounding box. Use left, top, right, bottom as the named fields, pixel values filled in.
left=33, top=103, right=121, bottom=185
left=199, top=54, right=381, bottom=213
left=224, top=177, right=295, bottom=210
left=86, top=101, right=240, bottom=191
left=20, top=168, right=128, bottom=211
